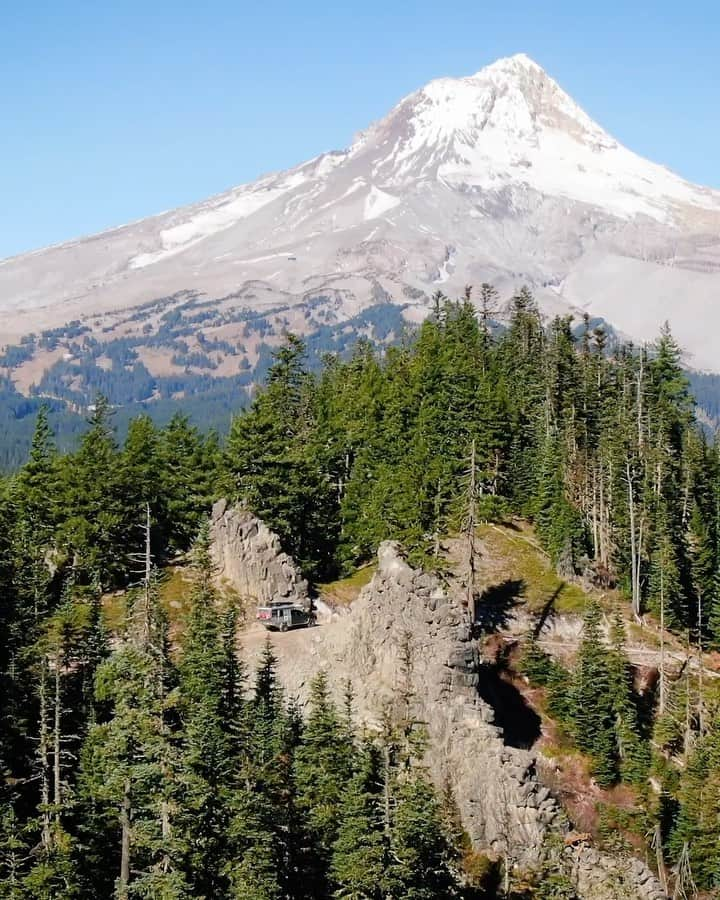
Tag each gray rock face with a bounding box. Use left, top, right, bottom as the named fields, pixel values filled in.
left=335, top=542, right=666, bottom=898
left=209, top=500, right=309, bottom=607
left=342, top=541, right=564, bottom=869
left=568, top=846, right=667, bottom=900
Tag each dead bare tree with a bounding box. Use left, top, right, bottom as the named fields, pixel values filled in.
left=462, top=439, right=479, bottom=615
left=672, top=842, right=698, bottom=900
left=626, top=459, right=642, bottom=620
left=659, top=565, right=667, bottom=716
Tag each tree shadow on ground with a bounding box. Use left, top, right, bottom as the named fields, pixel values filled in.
left=476, top=657, right=543, bottom=750
left=472, top=578, right=543, bottom=748
left=532, top=583, right=566, bottom=639
left=473, top=579, right=525, bottom=635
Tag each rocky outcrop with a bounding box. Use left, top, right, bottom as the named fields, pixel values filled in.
left=341, top=541, right=563, bottom=870
left=568, top=846, right=667, bottom=900
left=240, top=538, right=667, bottom=897
left=347, top=544, right=668, bottom=897
left=209, top=500, right=309, bottom=607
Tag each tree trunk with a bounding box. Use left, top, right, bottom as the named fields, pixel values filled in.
left=698, top=593, right=705, bottom=734
left=653, top=823, right=668, bottom=896
left=119, top=778, right=131, bottom=900
left=626, top=461, right=640, bottom=619
left=39, top=659, right=52, bottom=850
left=591, top=464, right=599, bottom=562
left=465, top=439, right=478, bottom=612
left=659, top=566, right=666, bottom=716
left=160, top=796, right=171, bottom=874
left=142, top=502, right=152, bottom=646
left=684, top=643, right=693, bottom=760
left=636, top=514, right=645, bottom=616
left=636, top=351, right=644, bottom=451
left=53, top=650, right=62, bottom=824
left=599, top=461, right=609, bottom=567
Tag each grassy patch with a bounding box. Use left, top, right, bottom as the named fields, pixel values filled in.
left=627, top=621, right=662, bottom=648
left=318, top=563, right=376, bottom=606
left=101, top=591, right=127, bottom=634
left=477, top=522, right=588, bottom=615
left=100, top=567, right=195, bottom=642
left=159, top=567, right=194, bottom=637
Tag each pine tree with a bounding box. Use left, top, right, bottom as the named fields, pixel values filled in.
left=22, top=838, right=79, bottom=900
left=607, top=615, right=649, bottom=784
left=330, top=743, right=386, bottom=900
left=383, top=772, right=457, bottom=900
left=175, top=532, right=234, bottom=898
left=0, top=801, right=30, bottom=900
left=59, top=395, right=126, bottom=585
left=119, top=415, right=165, bottom=564
left=571, top=601, right=617, bottom=785
left=158, top=413, right=218, bottom=553
left=225, top=787, right=285, bottom=900
left=294, top=671, right=354, bottom=870
left=76, top=572, right=185, bottom=899
left=669, top=714, right=720, bottom=889
left=226, top=640, right=308, bottom=899
left=219, top=605, right=246, bottom=753
left=14, top=403, right=60, bottom=538
left=225, top=335, right=339, bottom=580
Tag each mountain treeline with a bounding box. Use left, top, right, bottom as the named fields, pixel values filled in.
left=3, top=285, right=720, bottom=894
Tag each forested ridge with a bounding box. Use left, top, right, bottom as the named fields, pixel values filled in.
left=2, top=286, right=720, bottom=897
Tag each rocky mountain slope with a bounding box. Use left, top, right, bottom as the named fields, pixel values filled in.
left=2, top=52, right=720, bottom=396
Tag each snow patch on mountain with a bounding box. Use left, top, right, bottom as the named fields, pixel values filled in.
left=364, top=186, right=401, bottom=220
left=130, top=172, right=308, bottom=269
left=434, top=247, right=456, bottom=283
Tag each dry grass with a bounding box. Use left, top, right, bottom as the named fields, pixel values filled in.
left=159, top=567, right=195, bottom=641
left=101, top=591, right=127, bottom=634
left=317, top=563, right=376, bottom=607
left=11, top=347, right=65, bottom=393
left=100, top=565, right=245, bottom=647
left=476, top=521, right=588, bottom=615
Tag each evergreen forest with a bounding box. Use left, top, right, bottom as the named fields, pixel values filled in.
left=2, top=286, right=720, bottom=897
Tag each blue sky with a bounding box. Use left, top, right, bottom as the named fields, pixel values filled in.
left=1, top=0, right=718, bottom=259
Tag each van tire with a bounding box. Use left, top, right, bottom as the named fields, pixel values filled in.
left=280, top=623, right=288, bottom=633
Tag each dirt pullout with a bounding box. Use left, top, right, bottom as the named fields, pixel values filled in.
left=239, top=610, right=346, bottom=699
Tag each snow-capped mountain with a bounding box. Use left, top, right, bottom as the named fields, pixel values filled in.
left=2, top=53, right=720, bottom=375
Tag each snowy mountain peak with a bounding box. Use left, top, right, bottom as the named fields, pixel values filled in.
left=472, top=52, right=552, bottom=85
left=3, top=54, right=720, bottom=375
left=353, top=53, right=603, bottom=163
left=347, top=54, right=720, bottom=224
left=479, top=51, right=541, bottom=70
left=469, top=53, right=602, bottom=134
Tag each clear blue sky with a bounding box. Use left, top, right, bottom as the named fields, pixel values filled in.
left=2, top=0, right=718, bottom=259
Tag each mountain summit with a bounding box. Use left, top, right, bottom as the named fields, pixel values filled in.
left=2, top=55, right=720, bottom=373
left=356, top=52, right=717, bottom=222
